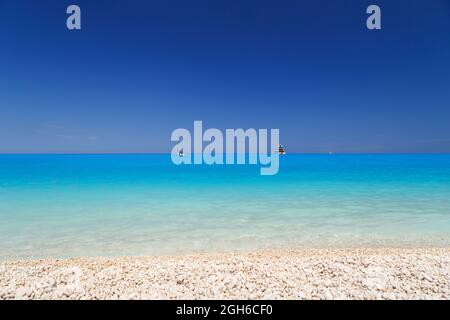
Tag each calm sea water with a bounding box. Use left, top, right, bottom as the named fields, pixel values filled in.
left=0, top=154, right=449, bottom=260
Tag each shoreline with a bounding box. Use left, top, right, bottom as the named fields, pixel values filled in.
left=1, top=248, right=449, bottom=300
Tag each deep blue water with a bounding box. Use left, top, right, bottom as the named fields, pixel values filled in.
left=0, top=154, right=449, bottom=260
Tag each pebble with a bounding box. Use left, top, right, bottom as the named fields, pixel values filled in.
left=0, top=248, right=449, bottom=300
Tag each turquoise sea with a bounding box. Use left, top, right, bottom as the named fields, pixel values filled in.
left=0, top=154, right=450, bottom=260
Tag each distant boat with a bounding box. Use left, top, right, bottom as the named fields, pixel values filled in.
left=178, top=150, right=184, bottom=157
left=278, top=144, right=286, bottom=155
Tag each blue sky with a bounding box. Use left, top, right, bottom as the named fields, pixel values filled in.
left=1, top=0, right=450, bottom=153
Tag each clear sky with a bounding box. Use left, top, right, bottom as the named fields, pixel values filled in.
left=1, top=0, right=450, bottom=153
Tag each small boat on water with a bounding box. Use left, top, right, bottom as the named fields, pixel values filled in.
left=178, top=150, right=184, bottom=157
left=278, top=144, right=286, bottom=155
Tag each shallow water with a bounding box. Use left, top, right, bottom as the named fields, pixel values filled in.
left=0, top=154, right=449, bottom=260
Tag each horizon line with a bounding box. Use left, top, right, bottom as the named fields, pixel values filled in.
left=1, top=152, right=450, bottom=155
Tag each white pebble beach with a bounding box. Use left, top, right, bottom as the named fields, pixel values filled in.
left=1, top=248, right=449, bottom=300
